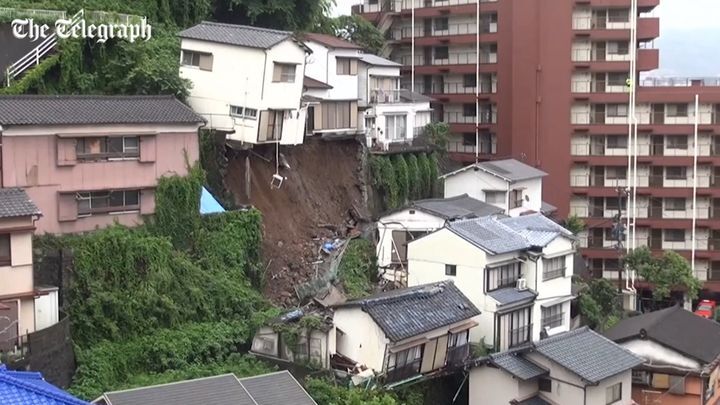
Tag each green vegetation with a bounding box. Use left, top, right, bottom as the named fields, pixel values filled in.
left=562, top=215, right=586, bottom=235
left=370, top=156, right=399, bottom=211
left=428, top=153, right=439, bottom=197
left=370, top=153, right=439, bottom=211
left=315, top=15, right=385, bottom=54
left=417, top=153, right=432, bottom=198
left=199, top=130, right=235, bottom=209
left=405, top=154, right=421, bottom=201
left=392, top=155, right=410, bottom=206
left=423, top=122, right=449, bottom=151
left=625, top=246, right=701, bottom=301
left=337, top=239, right=378, bottom=299
left=306, top=378, right=421, bottom=405
left=578, top=278, right=621, bottom=331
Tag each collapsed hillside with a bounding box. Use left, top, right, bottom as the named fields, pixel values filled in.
left=225, top=139, right=370, bottom=307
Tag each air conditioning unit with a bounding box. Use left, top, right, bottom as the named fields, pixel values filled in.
left=516, top=278, right=527, bottom=291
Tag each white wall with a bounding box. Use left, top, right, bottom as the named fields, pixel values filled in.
left=526, top=352, right=587, bottom=405
left=34, top=287, right=59, bottom=331
left=586, top=371, right=633, bottom=405
left=370, top=101, right=432, bottom=145
left=508, top=177, right=543, bottom=216
left=333, top=307, right=388, bottom=371
left=304, top=41, right=362, bottom=101
left=530, top=237, right=574, bottom=339
left=376, top=209, right=445, bottom=268
left=443, top=169, right=543, bottom=216
left=469, top=366, right=521, bottom=405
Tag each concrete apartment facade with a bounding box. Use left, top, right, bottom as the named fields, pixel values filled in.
left=0, top=95, right=203, bottom=234
left=355, top=0, right=720, bottom=297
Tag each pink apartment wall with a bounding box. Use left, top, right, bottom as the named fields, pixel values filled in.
left=0, top=124, right=200, bottom=234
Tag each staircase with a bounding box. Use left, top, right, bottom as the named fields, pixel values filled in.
left=4, top=9, right=83, bottom=87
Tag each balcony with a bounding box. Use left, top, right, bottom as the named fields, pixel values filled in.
left=446, top=343, right=471, bottom=367
left=399, top=52, right=496, bottom=67
left=447, top=138, right=496, bottom=155
left=427, top=81, right=496, bottom=95
left=571, top=80, right=629, bottom=94
left=637, top=48, right=659, bottom=71
left=370, top=88, right=402, bottom=104
left=385, top=358, right=421, bottom=383
left=444, top=111, right=497, bottom=125
left=637, top=17, right=660, bottom=40
left=640, top=77, right=720, bottom=87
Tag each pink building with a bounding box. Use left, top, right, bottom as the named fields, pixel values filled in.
left=0, top=95, right=204, bottom=234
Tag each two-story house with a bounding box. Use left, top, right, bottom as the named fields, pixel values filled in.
left=407, top=214, right=575, bottom=350
left=332, top=281, right=480, bottom=386
left=0, top=95, right=203, bottom=234
left=376, top=194, right=503, bottom=283
left=179, top=22, right=310, bottom=146
left=0, top=188, right=59, bottom=355
left=441, top=159, right=557, bottom=217
left=604, top=305, right=720, bottom=405
left=468, top=327, right=643, bottom=405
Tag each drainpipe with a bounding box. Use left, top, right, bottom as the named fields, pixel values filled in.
left=583, top=385, right=587, bottom=405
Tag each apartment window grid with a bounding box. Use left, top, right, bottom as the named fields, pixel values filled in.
left=606, top=135, right=628, bottom=149
left=607, top=8, right=630, bottom=23
left=666, top=103, right=689, bottom=117
left=77, top=189, right=140, bottom=217
left=607, top=41, right=629, bottom=55
left=543, top=256, right=566, bottom=281
left=665, top=166, right=687, bottom=180
left=666, top=135, right=688, bottom=149
left=665, top=198, right=686, bottom=211
left=606, top=166, right=628, bottom=180
left=607, top=104, right=628, bottom=117
left=606, top=72, right=627, bottom=87
left=664, top=229, right=685, bottom=242
left=486, top=262, right=522, bottom=291
left=541, top=304, right=564, bottom=329
left=434, top=17, right=449, bottom=31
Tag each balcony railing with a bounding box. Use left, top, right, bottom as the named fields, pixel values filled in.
left=370, top=88, right=402, bottom=104
left=398, top=52, right=496, bottom=66
left=444, top=111, right=496, bottom=124
left=393, top=22, right=491, bottom=39
left=572, top=16, right=631, bottom=30
left=447, top=139, right=496, bottom=155
left=446, top=343, right=470, bottom=367
left=509, top=324, right=532, bottom=348
left=571, top=80, right=629, bottom=93
left=385, top=358, right=421, bottom=383
left=640, top=77, right=720, bottom=87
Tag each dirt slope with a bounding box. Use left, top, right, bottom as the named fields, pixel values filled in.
left=225, top=139, right=367, bottom=306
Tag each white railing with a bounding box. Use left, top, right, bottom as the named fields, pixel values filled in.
left=0, top=7, right=66, bottom=20
left=640, top=77, right=720, bottom=87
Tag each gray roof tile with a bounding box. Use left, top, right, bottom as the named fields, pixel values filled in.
left=604, top=305, right=720, bottom=364
left=500, top=214, right=574, bottom=247
left=239, top=371, right=317, bottom=405
left=179, top=21, right=291, bottom=49
left=441, top=159, right=547, bottom=183
left=0, top=95, right=204, bottom=126
left=534, top=327, right=643, bottom=384
left=448, top=216, right=529, bottom=254
left=407, top=194, right=503, bottom=220
left=337, top=281, right=480, bottom=342
left=360, top=53, right=401, bottom=67
left=515, top=395, right=551, bottom=405
left=0, top=188, right=41, bottom=218
left=490, top=350, right=547, bottom=380
left=488, top=287, right=537, bottom=308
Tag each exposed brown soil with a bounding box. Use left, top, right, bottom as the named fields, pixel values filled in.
left=225, top=139, right=367, bottom=307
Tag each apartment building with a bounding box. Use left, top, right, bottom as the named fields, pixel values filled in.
left=356, top=0, right=720, bottom=296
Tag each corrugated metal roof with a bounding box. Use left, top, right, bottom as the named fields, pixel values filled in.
left=405, top=194, right=503, bottom=220
left=0, top=188, right=41, bottom=218
left=179, top=21, right=291, bottom=49
left=0, top=95, right=204, bottom=126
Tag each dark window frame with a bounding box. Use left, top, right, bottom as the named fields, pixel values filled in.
left=445, top=264, right=457, bottom=276
left=76, top=136, right=140, bottom=161
left=485, top=262, right=522, bottom=292
left=543, top=256, right=566, bottom=281
left=541, top=303, right=564, bottom=329
left=434, top=46, right=449, bottom=60
left=77, top=189, right=141, bottom=217
left=0, top=234, right=11, bottom=266
left=510, top=189, right=523, bottom=209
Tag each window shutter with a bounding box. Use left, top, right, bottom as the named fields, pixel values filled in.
left=140, top=189, right=155, bottom=215
left=350, top=59, right=358, bottom=75
left=272, top=64, right=282, bottom=82
left=56, top=137, right=77, bottom=166
left=57, top=193, right=77, bottom=222
left=199, top=53, right=213, bottom=71
left=139, top=136, right=156, bottom=163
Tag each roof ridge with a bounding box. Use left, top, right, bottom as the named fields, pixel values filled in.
left=0, top=373, right=87, bottom=405
left=357, top=281, right=453, bottom=307
left=0, top=94, right=175, bottom=100
left=198, top=20, right=291, bottom=35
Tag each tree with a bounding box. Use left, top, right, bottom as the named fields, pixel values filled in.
left=417, top=153, right=432, bottom=198
left=423, top=122, right=449, bottom=151
left=578, top=278, right=621, bottom=331
left=314, top=15, right=385, bottom=54
left=213, top=0, right=334, bottom=32
left=625, top=246, right=701, bottom=301
left=392, top=155, right=409, bottom=205
left=562, top=215, right=586, bottom=235
left=406, top=154, right=421, bottom=200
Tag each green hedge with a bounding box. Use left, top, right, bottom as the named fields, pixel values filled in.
left=337, top=239, right=378, bottom=299
left=370, top=153, right=439, bottom=211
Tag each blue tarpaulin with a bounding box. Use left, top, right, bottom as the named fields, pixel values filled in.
left=200, top=187, right=225, bottom=215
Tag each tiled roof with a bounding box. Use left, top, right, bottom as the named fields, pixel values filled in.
left=490, top=350, right=548, bottom=381
left=360, top=53, right=400, bottom=66
left=440, top=159, right=547, bottom=183
left=101, top=371, right=317, bottom=405
left=448, top=216, right=529, bottom=254
left=488, top=287, right=537, bottom=309
left=336, top=281, right=480, bottom=342
left=179, top=21, right=291, bottom=49
left=405, top=194, right=503, bottom=220
left=534, top=327, right=643, bottom=384
left=604, top=305, right=720, bottom=364
left=0, top=95, right=204, bottom=126
left=303, top=33, right=363, bottom=49
left=0, top=188, right=41, bottom=218
left=0, top=365, right=88, bottom=405
left=500, top=214, right=574, bottom=247
left=303, top=76, right=333, bottom=89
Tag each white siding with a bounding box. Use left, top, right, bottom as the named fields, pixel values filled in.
left=443, top=169, right=544, bottom=216
left=304, top=42, right=362, bottom=101
left=333, top=307, right=388, bottom=371
left=376, top=209, right=445, bottom=268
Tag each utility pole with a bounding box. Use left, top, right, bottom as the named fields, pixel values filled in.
left=612, top=186, right=628, bottom=294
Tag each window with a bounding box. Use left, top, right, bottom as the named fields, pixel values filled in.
left=485, top=191, right=505, bottom=205
left=608, top=41, right=629, bottom=55
left=76, top=137, right=140, bottom=161
left=669, top=375, right=686, bottom=395
left=434, top=46, right=449, bottom=60
left=543, top=257, right=566, bottom=280
left=665, top=166, right=687, bottom=180
left=506, top=306, right=532, bottom=347
left=462, top=133, right=476, bottom=146
left=665, top=198, right=686, bottom=211
left=510, top=189, right=523, bottom=209
left=541, top=304, right=564, bottom=329
left=606, top=135, right=628, bottom=149
left=607, top=9, right=630, bottom=23
left=385, top=114, right=407, bottom=141
left=605, top=196, right=626, bottom=210
left=230, top=105, right=258, bottom=120
left=486, top=262, right=522, bottom=291
left=0, top=234, right=10, bottom=266
left=539, top=378, right=552, bottom=393
left=181, top=50, right=212, bottom=70
left=664, top=229, right=685, bottom=242
left=463, top=103, right=476, bottom=117
left=607, top=104, right=628, bottom=117
left=388, top=345, right=421, bottom=370
left=606, top=382, right=622, bottom=404
left=607, top=72, right=627, bottom=87
left=666, top=135, right=688, bottom=149
left=322, top=101, right=352, bottom=129
left=262, top=110, right=285, bottom=141
left=336, top=57, right=356, bottom=75
left=667, top=104, right=689, bottom=117
left=273, top=63, right=296, bottom=82
left=445, top=264, right=457, bottom=276
left=463, top=74, right=476, bottom=88
left=448, top=330, right=468, bottom=348
left=632, top=370, right=650, bottom=385
left=77, top=190, right=140, bottom=216
left=434, top=17, right=449, bottom=31
left=606, top=166, right=628, bottom=180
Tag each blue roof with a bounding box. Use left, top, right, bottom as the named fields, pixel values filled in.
left=0, top=365, right=89, bottom=405
left=200, top=187, right=226, bottom=215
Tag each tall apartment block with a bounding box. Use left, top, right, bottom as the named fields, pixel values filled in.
left=354, top=0, right=720, bottom=298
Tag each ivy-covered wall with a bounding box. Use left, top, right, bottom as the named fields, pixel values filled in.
left=369, top=152, right=441, bottom=212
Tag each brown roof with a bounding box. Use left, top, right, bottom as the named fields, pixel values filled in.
left=303, top=33, right=363, bottom=50
left=303, top=76, right=333, bottom=89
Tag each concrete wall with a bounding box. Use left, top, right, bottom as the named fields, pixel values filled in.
left=1, top=123, right=199, bottom=234
left=333, top=307, right=388, bottom=371
left=376, top=208, right=445, bottom=268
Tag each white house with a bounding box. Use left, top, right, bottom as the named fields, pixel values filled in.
left=179, top=22, right=310, bottom=145
left=441, top=159, right=556, bottom=217
left=357, top=54, right=433, bottom=150
left=468, top=327, right=643, bottom=405
left=407, top=213, right=575, bottom=349
left=332, top=281, right=480, bottom=386
left=375, top=194, right=503, bottom=283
